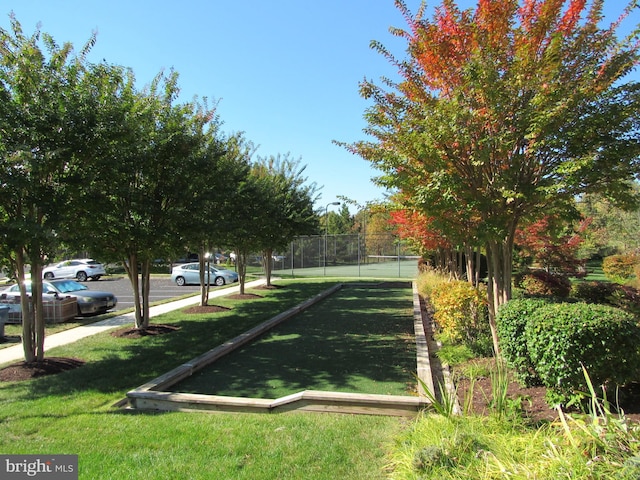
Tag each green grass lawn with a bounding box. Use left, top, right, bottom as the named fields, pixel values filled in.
left=172, top=282, right=416, bottom=398
left=0, top=278, right=410, bottom=479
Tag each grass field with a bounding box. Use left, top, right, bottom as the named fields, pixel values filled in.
left=0, top=278, right=412, bottom=479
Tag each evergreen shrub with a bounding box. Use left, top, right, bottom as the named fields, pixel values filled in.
left=525, top=302, right=640, bottom=406
left=496, top=298, right=550, bottom=386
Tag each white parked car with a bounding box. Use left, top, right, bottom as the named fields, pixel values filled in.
left=42, top=259, right=106, bottom=282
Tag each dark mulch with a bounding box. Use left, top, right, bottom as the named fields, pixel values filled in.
left=226, top=293, right=263, bottom=300
left=456, top=376, right=640, bottom=424
left=255, top=284, right=284, bottom=290
left=110, top=323, right=180, bottom=338
left=183, top=305, right=231, bottom=314
left=0, top=357, right=85, bottom=382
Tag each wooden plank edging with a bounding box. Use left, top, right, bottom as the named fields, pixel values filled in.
left=413, top=281, right=434, bottom=398
left=126, top=281, right=435, bottom=416
left=130, top=283, right=344, bottom=393
left=127, top=389, right=428, bottom=417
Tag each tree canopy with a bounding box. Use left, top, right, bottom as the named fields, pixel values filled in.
left=347, top=0, right=640, bottom=353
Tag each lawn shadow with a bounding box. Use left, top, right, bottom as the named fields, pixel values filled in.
left=9, top=281, right=342, bottom=401
left=170, top=283, right=417, bottom=398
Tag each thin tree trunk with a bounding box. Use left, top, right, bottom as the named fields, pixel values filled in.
left=16, top=250, right=35, bottom=363
left=140, top=259, right=151, bottom=329
left=485, top=234, right=516, bottom=357
left=236, top=249, right=247, bottom=295
left=31, top=262, right=45, bottom=361
left=198, top=248, right=213, bottom=306
left=474, top=248, right=482, bottom=286
left=464, top=243, right=474, bottom=285
left=262, top=249, right=273, bottom=287
left=125, top=254, right=143, bottom=329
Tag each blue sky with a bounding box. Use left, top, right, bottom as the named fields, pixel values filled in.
left=2, top=1, right=638, bottom=213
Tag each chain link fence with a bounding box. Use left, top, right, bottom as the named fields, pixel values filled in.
left=269, top=234, right=420, bottom=278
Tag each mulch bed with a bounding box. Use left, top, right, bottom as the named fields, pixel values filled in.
left=0, top=357, right=85, bottom=382
left=225, top=293, right=262, bottom=300
left=456, top=375, right=640, bottom=424
left=110, top=323, right=181, bottom=338
left=183, top=305, right=231, bottom=314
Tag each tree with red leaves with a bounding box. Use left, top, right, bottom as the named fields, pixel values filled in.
left=515, top=215, right=590, bottom=277
left=346, top=0, right=640, bottom=354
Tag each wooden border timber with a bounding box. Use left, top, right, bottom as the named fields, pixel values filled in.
left=126, top=282, right=433, bottom=417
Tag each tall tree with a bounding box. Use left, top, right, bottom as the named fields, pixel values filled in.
left=183, top=131, right=252, bottom=306
left=0, top=16, right=95, bottom=361
left=346, top=0, right=640, bottom=353
left=252, top=153, right=319, bottom=285
left=69, top=68, right=219, bottom=329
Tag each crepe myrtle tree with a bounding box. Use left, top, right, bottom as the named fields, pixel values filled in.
left=65, top=65, right=221, bottom=330
left=344, top=0, right=640, bottom=354
left=182, top=131, right=253, bottom=306
left=0, top=16, right=98, bottom=362
left=252, top=153, right=319, bottom=286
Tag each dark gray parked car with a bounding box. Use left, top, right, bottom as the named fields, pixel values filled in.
left=0, top=279, right=117, bottom=316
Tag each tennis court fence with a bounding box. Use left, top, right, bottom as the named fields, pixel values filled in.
left=266, top=233, right=420, bottom=278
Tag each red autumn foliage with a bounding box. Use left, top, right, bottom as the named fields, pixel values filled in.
left=389, top=209, right=449, bottom=253
left=515, top=215, right=590, bottom=276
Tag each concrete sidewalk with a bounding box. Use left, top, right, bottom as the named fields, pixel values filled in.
left=0, top=278, right=266, bottom=366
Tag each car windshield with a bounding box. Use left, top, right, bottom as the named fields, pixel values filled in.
left=52, top=280, right=88, bottom=293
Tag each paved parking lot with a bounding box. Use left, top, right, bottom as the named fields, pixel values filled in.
left=82, top=275, right=202, bottom=311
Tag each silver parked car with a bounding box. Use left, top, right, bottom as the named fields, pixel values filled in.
left=171, top=263, right=238, bottom=286
left=0, top=279, right=117, bottom=316
left=43, top=258, right=106, bottom=282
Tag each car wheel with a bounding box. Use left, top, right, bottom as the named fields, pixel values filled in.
left=214, top=276, right=225, bottom=286
left=44, top=272, right=54, bottom=280
left=176, top=276, right=186, bottom=286
left=91, top=275, right=101, bottom=281
left=76, top=271, right=88, bottom=282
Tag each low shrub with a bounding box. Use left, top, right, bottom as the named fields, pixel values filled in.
left=519, top=270, right=572, bottom=297
left=496, top=298, right=550, bottom=386
left=572, top=281, right=640, bottom=316
left=525, top=302, right=640, bottom=406
left=415, top=269, right=449, bottom=299
left=602, top=253, right=639, bottom=283
left=571, top=280, right=617, bottom=304
left=430, top=280, right=489, bottom=348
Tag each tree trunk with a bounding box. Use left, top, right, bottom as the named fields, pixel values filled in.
left=124, top=254, right=143, bottom=329
left=140, top=259, right=151, bottom=329
left=464, top=243, right=474, bottom=285
left=474, top=248, right=482, bottom=286
left=31, top=262, right=45, bottom=362
left=236, top=249, right=247, bottom=295
left=485, top=235, right=515, bottom=357
left=16, top=250, right=35, bottom=363
left=262, top=249, right=273, bottom=287
left=199, top=250, right=209, bottom=306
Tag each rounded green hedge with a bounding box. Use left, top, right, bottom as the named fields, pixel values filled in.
left=497, top=298, right=550, bottom=386
left=525, top=302, right=640, bottom=405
